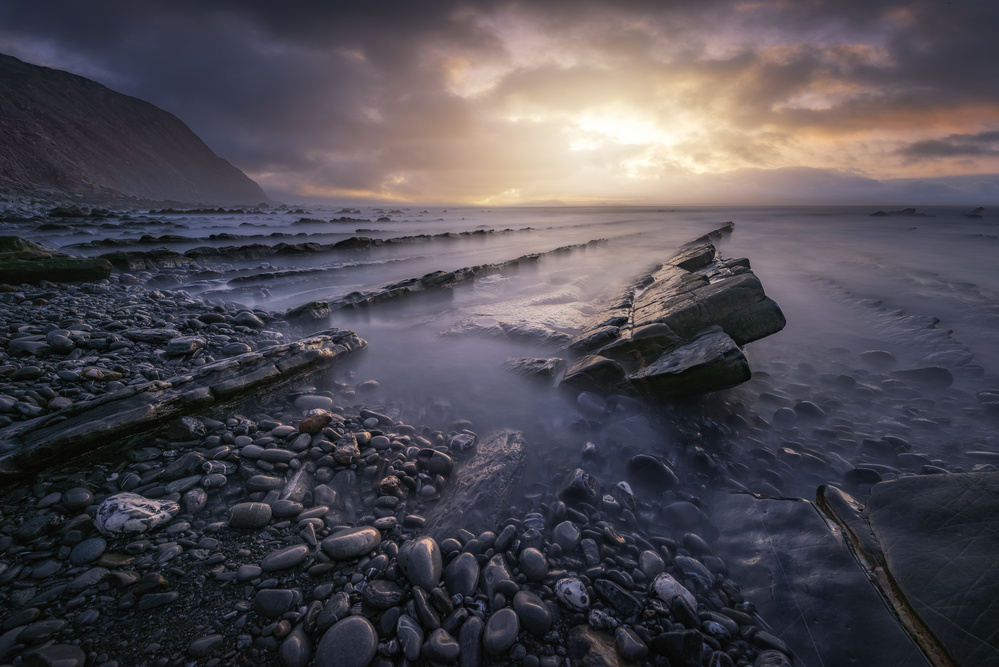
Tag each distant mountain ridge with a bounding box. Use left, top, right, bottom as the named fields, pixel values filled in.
left=0, top=53, right=268, bottom=205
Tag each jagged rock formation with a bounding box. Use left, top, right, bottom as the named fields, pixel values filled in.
left=0, top=53, right=267, bottom=205
left=562, top=237, right=786, bottom=399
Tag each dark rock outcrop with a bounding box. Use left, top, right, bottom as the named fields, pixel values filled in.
left=869, top=208, right=934, bottom=217
left=0, top=53, right=267, bottom=205
left=562, top=237, right=785, bottom=399
left=0, top=236, right=111, bottom=284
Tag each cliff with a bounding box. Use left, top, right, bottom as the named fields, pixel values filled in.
left=0, top=53, right=268, bottom=205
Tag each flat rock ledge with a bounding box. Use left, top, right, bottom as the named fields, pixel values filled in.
left=562, top=236, right=785, bottom=399
left=0, top=328, right=365, bottom=478
left=819, top=473, right=999, bottom=667
left=422, top=429, right=528, bottom=541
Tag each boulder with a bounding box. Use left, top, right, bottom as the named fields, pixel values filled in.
left=560, top=234, right=784, bottom=400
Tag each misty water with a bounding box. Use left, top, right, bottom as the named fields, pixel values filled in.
left=35, top=204, right=999, bottom=444
left=12, top=203, right=999, bottom=662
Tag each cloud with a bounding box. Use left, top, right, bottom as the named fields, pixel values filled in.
left=1, top=0, right=999, bottom=203
left=898, top=130, right=999, bottom=159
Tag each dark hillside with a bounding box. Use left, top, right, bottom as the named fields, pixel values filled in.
left=0, top=53, right=268, bottom=205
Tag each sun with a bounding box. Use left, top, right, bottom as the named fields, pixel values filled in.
left=568, top=108, right=679, bottom=149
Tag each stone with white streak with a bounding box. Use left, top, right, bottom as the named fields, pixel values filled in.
left=94, top=492, right=180, bottom=536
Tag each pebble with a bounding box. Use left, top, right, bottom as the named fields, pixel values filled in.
left=444, top=552, right=480, bottom=598
left=253, top=589, right=296, bottom=618
left=316, top=616, right=378, bottom=667
left=483, top=607, right=520, bottom=655
left=555, top=577, right=590, bottom=611
left=295, top=394, right=334, bottom=410
left=68, top=536, right=107, bottom=565
left=94, top=493, right=179, bottom=535
left=398, top=535, right=443, bottom=590
left=362, top=580, right=404, bottom=609
left=321, top=526, right=381, bottom=560
left=280, top=625, right=313, bottom=667
left=62, top=487, right=94, bottom=510
left=21, top=644, right=86, bottom=667
left=512, top=590, right=552, bottom=634
left=519, top=547, right=548, bottom=582
left=653, top=572, right=697, bottom=609
left=615, top=626, right=649, bottom=661
left=395, top=613, right=424, bottom=661
left=423, top=628, right=461, bottom=662
left=188, top=634, right=224, bottom=658
left=260, top=544, right=309, bottom=571
left=552, top=521, right=581, bottom=551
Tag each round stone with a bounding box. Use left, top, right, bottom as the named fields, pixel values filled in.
left=555, top=577, right=590, bottom=611
left=519, top=547, right=548, bottom=582
left=229, top=502, right=272, bottom=529
left=552, top=521, right=581, bottom=551
left=295, top=395, right=334, bottom=411
left=321, top=526, right=381, bottom=560
left=423, top=628, right=461, bottom=662
left=615, top=626, right=649, bottom=661
left=483, top=607, right=520, bottom=655
left=253, top=589, right=296, bottom=618
left=444, top=552, right=480, bottom=598
left=94, top=493, right=179, bottom=536
left=62, top=487, right=94, bottom=510
left=512, top=590, right=551, bottom=635
left=69, top=537, right=107, bottom=565
left=188, top=634, right=224, bottom=658
left=22, top=644, right=86, bottom=667
left=316, top=616, right=377, bottom=667
left=280, top=625, right=312, bottom=667
left=362, top=580, right=404, bottom=610
left=639, top=550, right=665, bottom=580
left=398, top=535, right=443, bottom=590
left=261, top=544, right=309, bottom=572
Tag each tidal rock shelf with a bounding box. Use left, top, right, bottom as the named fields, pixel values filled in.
left=75, top=226, right=535, bottom=262
left=818, top=474, right=999, bottom=666
left=562, top=236, right=786, bottom=399
left=284, top=238, right=607, bottom=325
left=0, top=327, right=365, bottom=478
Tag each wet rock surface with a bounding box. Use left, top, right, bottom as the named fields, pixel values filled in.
left=563, top=235, right=785, bottom=399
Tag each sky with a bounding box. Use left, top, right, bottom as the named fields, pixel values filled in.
left=2, top=0, right=999, bottom=206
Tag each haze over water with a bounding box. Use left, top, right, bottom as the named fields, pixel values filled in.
left=24, top=204, right=999, bottom=495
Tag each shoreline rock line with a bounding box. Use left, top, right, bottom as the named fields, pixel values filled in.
left=0, top=328, right=365, bottom=478
left=285, top=238, right=607, bottom=325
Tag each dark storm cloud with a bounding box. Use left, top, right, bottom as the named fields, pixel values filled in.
left=898, top=131, right=999, bottom=159
left=1, top=0, right=998, bottom=202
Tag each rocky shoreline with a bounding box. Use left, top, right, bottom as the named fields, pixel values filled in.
left=2, top=211, right=998, bottom=667
left=0, top=233, right=800, bottom=666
